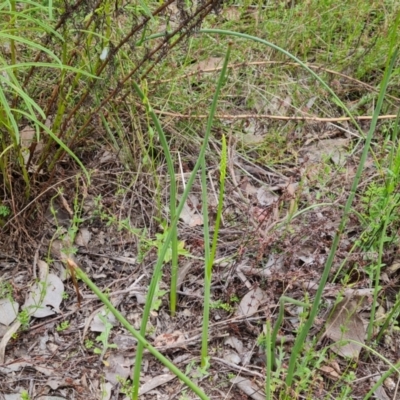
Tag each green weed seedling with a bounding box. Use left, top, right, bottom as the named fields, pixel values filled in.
left=153, top=220, right=190, bottom=263
left=210, top=299, right=235, bottom=313
left=84, top=339, right=94, bottom=350
left=185, top=357, right=210, bottom=380
left=17, top=309, right=30, bottom=330
left=150, top=282, right=168, bottom=313
left=178, top=391, right=191, bottom=400
left=20, top=390, right=31, bottom=400
left=93, top=312, right=117, bottom=360
left=0, top=203, right=10, bottom=226
left=56, top=321, right=70, bottom=332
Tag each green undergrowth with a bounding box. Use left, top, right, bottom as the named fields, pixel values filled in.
left=148, top=1, right=400, bottom=169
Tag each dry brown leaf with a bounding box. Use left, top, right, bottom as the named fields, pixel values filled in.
left=20, top=125, right=36, bottom=148
left=240, top=118, right=265, bottom=145
left=113, top=334, right=137, bottom=350
left=90, top=310, right=118, bottom=332
left=19, top=120, right=49, bottom=167
left=177, top=261, right=195, bottom=288
left=223, top=351, right=241, bottom=365
left=264, top=95, right=292, bottom=116
left=59, top=192, right=73, bottom=216
left=50, top=239, right=70, bottom=262
left=39, top=396, right=73, bottom=400
left=3, top=393, right=26, bottom=400
left=46, top=376, right=80, bottom=390
left=154, top=331, right=185, bottom=347
left=191, top=57, right=224, bottom=72
left=138, top=374, right=175, bottom=396
left=0, top=299, right=19, bottom=326
left=301, top=138, right=349, bottom=165
left=224, top=336, right=244, bottom=353
left=242, top=181, right=258, bottom=196
left=373, top=375, right=391, bottom=400
left=23, top=271, right=64, bottom=318
left=179, top=195, right=203, bottom=227
left=384, top=377, right=396, bottom=390
left=236, top=287, right=267, bottom=317
left=0, top=321, right=21, bottom=364
left=45, top=203, right=71, bottom=227
left=323, top=293, right=369, bottom=359
left=388, top=261, right=400, bottom=275
left=319, top=364, right=341, bottom=381
left=99, top=382, right=113, bottom=400
left=230, top=377, right=265, bottom=400
left=286, top=182, right=297, bottom=196
left=104, top=353, right=131, bottom=385
left=256, top=187, right=278, bottom=206
left=75, top=227, right=91, bottom=247
left=99, top=149, right=117, bottom=164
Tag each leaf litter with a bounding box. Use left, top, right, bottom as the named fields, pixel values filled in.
left=3, top=144, right=397, bottom=400
left=322, top=289, right=372, bottom=359
left=3, top=120, right=400, bottom=399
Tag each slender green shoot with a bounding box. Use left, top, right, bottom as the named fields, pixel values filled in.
left=201, top=132, right=228, bottom=367
left=130, top=45, right=230, bottom=400
left=284, top=46, right=398, bottom=386
left=70, top=260, right=209, bottom=400
left=271, top=296, right=310, bottom=369
left=131, top=80, right=178, bottom=317
left=375, top=110, right=400, bottom=342
left=265, top=320, right=272, bottom=400
left=364, top=361, right=400, bottom=400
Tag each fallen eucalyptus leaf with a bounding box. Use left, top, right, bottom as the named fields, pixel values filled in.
left=230, top=376, right=265, bottom=400
left=75, top=227, right=91, bottom=247
left=179, top=196, right=203, bottom=227
left=0, top=326, right=22, bottom=363
left=104, top=353, right=131, bottom=385
left=138, top=374, right=175, bottom=396
left=323, top=293, right=369, bottom=359
left=236, top=287, right=267, bottom=317
left=23, top=273, right=64, bottom=318
left=0, top=298, right=19, bottom=326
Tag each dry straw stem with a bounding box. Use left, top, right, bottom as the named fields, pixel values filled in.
left=151, top=109, right=399, bottom=122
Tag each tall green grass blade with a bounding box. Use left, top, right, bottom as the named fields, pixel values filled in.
left=1, top=77, right=46, bottom=120
left=265, top=320, right=272, bottom=400
left=201, top=130, right=229, bottom=366
left=130, top=46, right=230, bottom=398
left=200, top=135, right=211, bottom=367
left=210, top=134, right=227, bottom=264
left=196, top=25, right=398, bottom=388
left=1, top=11, right=63, bottom=37
left=131, top=80, right=178, bottom=317
left=47, top=0, right=52, bottom=20
left=364, top=361, right=400, bottom=400
left=0, top=62, right=100, bottom=78
left=138, top=0, right=153, bottom=20
left=73, top=263, right=209, bottom=400
left=375, top=118, right=400, bottom=342
left=0, top=33, right=62, bottom=64
left=367, top=117, right=400, bottom=341
left=284, top=47, right=398, bottom=386
left=0, top=85, right=19, bottom=144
